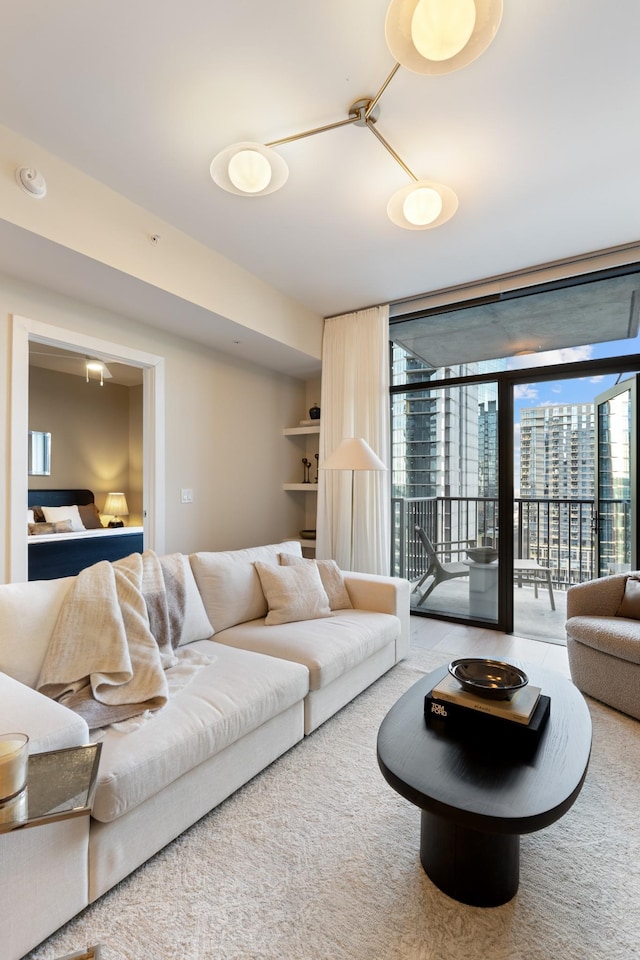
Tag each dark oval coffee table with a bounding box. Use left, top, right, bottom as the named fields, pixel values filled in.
left=377, top=663, right=592, bottom=906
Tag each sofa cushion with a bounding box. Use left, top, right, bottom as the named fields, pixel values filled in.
left=214, top=609, right=401, bottom=691
left=189, top=541, right=302, bottom=632
left=279, top=553, right=352, bottom=610
left=90, top=641, right=309, bottom=823
left=566, top=615, right=640, bottom=666
left=0, top=577, right=76, bottom=688
left=255, top=559, right=331, bottom=625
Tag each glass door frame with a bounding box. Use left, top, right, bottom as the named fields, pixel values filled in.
left=391, top=354, right=640, bottom=634
left=594, top=376, right=637, bottom=577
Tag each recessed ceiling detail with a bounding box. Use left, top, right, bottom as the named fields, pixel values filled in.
left=210, top=0, right=503, bottom=230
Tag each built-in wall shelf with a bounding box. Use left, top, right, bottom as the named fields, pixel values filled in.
left=282, top=425, right=320, bottom=436
left=287, top=536, right=317, bottom=548
left=283, top=483, right=318, bottom=491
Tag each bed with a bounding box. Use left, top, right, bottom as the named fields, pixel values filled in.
left=28, top=489, right=144, bottom=581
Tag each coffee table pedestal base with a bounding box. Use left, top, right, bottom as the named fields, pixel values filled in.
left=420, top=811, right=520, bottom=906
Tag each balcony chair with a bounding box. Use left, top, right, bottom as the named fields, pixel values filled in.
left=412, top=526, right=469, bottom=606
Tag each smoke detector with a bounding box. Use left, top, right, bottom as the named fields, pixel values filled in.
left=15, top=167, right=47, bottom=199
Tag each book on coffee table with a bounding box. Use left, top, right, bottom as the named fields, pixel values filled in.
left=429, top=673, right=541, bottom=724
left=424, top=677, right=551, bottom=749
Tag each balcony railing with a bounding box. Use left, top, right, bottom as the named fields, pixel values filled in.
left=392, top=495, right=609, bottom=590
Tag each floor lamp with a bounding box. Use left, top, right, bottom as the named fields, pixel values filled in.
left=320, top=437, right=387, bottom=571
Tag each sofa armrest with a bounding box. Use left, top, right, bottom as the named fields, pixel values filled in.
left=566, top=573, right=629, bottom=620
left=0, top=672, right=89, bottom=753
left=343, top=573, right=411, bottom=661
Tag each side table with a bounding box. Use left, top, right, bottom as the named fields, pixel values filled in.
left=0, top=743, right=101, bottom=833
left=463, top=559, right=498, bottom=619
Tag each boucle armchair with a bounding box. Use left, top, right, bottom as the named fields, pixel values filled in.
left=566, top=571, right=640, bottom=720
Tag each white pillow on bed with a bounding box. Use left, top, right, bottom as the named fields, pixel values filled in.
left=41, top=504, right=85, bottom=532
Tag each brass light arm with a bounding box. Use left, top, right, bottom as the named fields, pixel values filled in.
left=266, top=61, right=403, bottom=149
left=365, top=117, right=419, bottom=182
left=365, top=62, right=401, bottom=119
left=266, top=113, right=361, bottom=148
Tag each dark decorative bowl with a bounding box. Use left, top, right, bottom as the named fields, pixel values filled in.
left=448, top=658, right=529, bottom=700
left=299, top=529, right=316, bottom=540
left=466, top=546, right=499, bottom=564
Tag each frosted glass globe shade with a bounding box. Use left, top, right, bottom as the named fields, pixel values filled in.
left=403, top=186, right=443, bottom=226
left=385, top=0, right=502, bottom=76
left=411, top=0, right=476, bottom=61
left=228, top=150, right=272, bottom=193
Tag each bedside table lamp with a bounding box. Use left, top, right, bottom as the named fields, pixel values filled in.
left=103, top=492, right=129, bottom=528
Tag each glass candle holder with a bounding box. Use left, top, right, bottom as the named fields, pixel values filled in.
left=0, top=733, right=29, bottom=801
left=0, top=785, right=27, bottom=824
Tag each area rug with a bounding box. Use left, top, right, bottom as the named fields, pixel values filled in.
left=26, top=647, right=640, bottom=960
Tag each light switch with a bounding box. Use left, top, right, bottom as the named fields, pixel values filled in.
left=181, top=488, right=193, bottom=504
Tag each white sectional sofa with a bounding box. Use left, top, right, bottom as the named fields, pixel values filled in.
left=0, top=540, right=410, bottom=960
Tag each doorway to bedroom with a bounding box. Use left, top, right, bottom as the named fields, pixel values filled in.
left=10, top=314, right=165, bottom=583
left=28, top=342, right=145, bottom=527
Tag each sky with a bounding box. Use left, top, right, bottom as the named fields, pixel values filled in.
left=509, top=336, right=640, bottom=419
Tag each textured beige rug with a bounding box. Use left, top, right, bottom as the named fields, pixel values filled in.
left=26, top=648, right=640, bottom=960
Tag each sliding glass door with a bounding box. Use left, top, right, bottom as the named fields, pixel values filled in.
left=595, top=377, right=637, bottom=577
left=390, top=359, right=500, bottom=626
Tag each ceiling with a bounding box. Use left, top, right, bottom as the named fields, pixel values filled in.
left=29, top=342, right=144, bottom=387
left=2, top=1, right=640, bottom=375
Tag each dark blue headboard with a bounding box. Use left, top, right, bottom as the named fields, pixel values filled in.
left=28, top=489, right=95, bottom=508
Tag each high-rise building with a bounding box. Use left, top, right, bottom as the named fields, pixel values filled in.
left=390, top=346, right=502, bottom=564
left=520, top=403, right=595, bottom=500
left=519, top=402, right=595, bottom=584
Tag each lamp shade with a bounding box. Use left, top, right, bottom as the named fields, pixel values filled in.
left=320, top=438, right=387, bottom=472
left=103, top=492, right=129, bottom=518
left=210, top=142, right=289, bottom=196
left=385, top=0, right=503, bottom=76
left=387, top=180, right=458, bottom=230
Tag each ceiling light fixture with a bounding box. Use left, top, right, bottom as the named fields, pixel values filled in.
left=85, top=359, right=112, bottom=386
left=210, top=0, right=502, bottom=229
left=385, top=0, right=503, bottom=75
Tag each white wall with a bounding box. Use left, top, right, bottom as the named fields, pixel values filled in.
left=1, top=271, right=313, bottom=583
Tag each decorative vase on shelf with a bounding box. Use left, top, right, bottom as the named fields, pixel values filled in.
left=309, top=403, right=320, bottom=420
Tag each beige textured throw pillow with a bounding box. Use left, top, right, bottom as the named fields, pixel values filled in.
left=28, top=520, right=74, bottom=536
left=254, top=560, right=331, bottom=625
left=279, top=553, right=352, bottom=610
left=616, top=575, right=640, bottom=618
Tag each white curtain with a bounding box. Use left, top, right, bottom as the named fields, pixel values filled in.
left=316, top=305, right=391, bottom=575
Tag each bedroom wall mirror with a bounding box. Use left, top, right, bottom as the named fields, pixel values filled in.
left=28, top=430, right=51, bottom=476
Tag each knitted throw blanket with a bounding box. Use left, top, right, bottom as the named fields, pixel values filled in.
left=37, top=550, right=189, bottom=726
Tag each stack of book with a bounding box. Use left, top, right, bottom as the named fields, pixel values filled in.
left=424, top=673, right=550, bottom=748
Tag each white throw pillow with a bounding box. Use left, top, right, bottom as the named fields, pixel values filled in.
left=0, top=577, right=76, bottom=688
left=190, top=541, right=303, bottom=632
left=41, top=504, right=85, bottom=532
left=254, top=559, right=331, bottom=626
left=279, top=553, right=352, bottom=610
